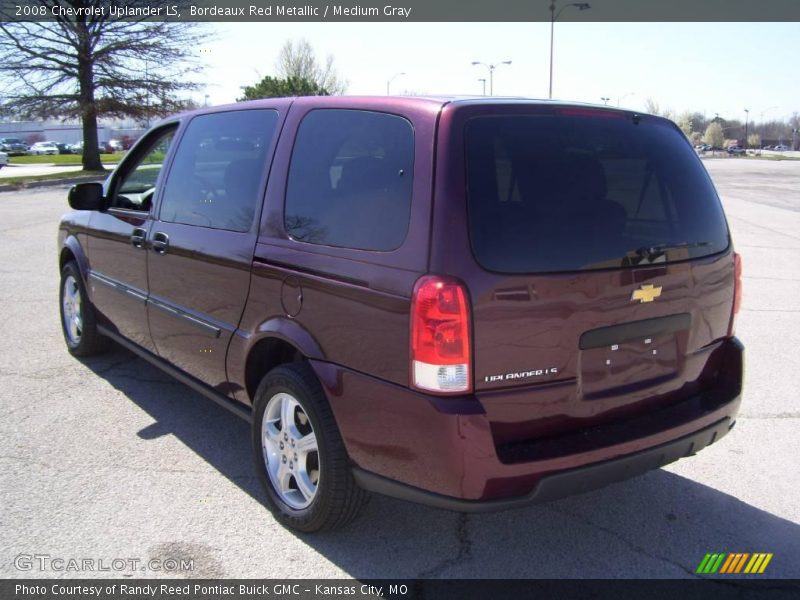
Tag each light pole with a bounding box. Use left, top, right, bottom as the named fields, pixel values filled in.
left=744, top=108, right=749, bottom=149
left=478, top=78, right=487, bottom=96
left=471, top=61, right=512, bottom=96
left=549, top=1, right=591, bottom=99
left=386, top=72, right=406, bottom=96
left=600, top=96, right=610, bottom=105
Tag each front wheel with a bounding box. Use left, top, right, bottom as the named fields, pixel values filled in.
left=252, top=363, right=369, bottom=532
left=59, top=261, right=109, bottom=357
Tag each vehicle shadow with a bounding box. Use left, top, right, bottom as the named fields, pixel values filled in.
left=84, top=346, right=800, bottom=579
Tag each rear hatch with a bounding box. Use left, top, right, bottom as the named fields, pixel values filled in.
left=452, top=105, right=735, bottom=445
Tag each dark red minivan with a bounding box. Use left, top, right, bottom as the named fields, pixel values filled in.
left=58, top=97, right=743, bottom=532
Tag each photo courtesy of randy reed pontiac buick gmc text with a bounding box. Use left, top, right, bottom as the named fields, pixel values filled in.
left=59, top=95, right=744, bottom=532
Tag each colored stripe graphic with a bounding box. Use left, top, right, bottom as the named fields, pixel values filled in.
left=695, top=552, right=774, bottom=575
left=759, top=554, right=774, bottom=573
left=697, top=553, right=725, bottom=574
left=698, top=553, right=773, bottom=575
left=734, top=553, right=750, bottom=573
left=720, top=553, right=736, bottom=573
left=696, top=554, right=713, bottom=574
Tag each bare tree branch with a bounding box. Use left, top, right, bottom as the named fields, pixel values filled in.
left=0, top=0, right=210, bottom=169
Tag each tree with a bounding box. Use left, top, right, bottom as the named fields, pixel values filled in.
left=238, top=76, right=330, bottom=101
left=276, top=39, right=347, bottom=95
left=676, top=111, right=694, bottom=138
left=747, top=133, right=761, bottom=148
left=643, top=97, right=661, bottom=116
left=0, top=2, right=208, bottom=170
left=704, top=122, right=724, bottom=148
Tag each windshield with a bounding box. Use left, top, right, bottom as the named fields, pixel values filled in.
left=465, top=112, right=730, bottom=273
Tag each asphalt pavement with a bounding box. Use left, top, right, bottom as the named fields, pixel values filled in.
left=1, top=159, right=798, bottom=579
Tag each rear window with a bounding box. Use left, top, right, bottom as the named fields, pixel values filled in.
left=465, top=113, right=730, bottom=273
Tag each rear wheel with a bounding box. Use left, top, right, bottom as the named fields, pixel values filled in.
left=252, top=363, right=368, bottom=532
left=59, top=261, right=109, bottom=357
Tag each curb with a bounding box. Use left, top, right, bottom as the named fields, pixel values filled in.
left=0, top=173, right=107, bottom=193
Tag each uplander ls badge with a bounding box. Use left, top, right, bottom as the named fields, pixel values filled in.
left=631, top=284, right=663, bottom=303
left=484, top=368, right=558, bottom=384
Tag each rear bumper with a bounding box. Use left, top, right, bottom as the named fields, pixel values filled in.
left=351, top=417, right=733, bottom=512
left=312, top=337, right=743, bottom=508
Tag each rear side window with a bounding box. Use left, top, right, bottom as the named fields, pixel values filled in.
left=465, top=113, right=730, bottom=273
left=159, top=110, right=278, bottom=232
left=284, top=109, right=414, bottom=251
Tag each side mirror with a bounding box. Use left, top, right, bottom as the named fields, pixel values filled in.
left=68, top=182, right=105, bottom=211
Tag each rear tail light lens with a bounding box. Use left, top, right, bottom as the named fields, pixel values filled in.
left=410, top=275, right=472, bottom=394
left=729, top=252, right=743, bottom=336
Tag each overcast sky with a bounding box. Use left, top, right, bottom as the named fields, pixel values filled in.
left=194, top=21, right=799, bottom=123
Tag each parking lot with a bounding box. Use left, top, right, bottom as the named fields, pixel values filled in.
left=1, top=159, right=799, bottom=579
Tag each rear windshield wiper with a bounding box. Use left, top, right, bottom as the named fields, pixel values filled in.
left=635, top=241, right=711, bottom=260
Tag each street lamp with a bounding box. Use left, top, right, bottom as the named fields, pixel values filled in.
left=471, top=61, right=512, bottom=96
left=549, top=1, right=591, bottom=99
left=744, top=108, right=749, bottom=149
left=478, top=78, right=487, bottom=96
left=386, top=72, right=406, bottom=96
left=600, top=96, right=610, bottom=105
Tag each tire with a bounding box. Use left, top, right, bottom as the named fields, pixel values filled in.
left=252, top=362, right=369, bottom=532
left=59, top=261, right=109, bottom=357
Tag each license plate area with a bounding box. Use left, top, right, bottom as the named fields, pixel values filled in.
left=578, top=314, right=689, bottom=400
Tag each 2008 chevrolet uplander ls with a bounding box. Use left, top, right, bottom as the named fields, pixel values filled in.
left=59, top=97, right=744, bottom=532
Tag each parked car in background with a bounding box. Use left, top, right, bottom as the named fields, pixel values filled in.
left=774, top=144, right=790, bottom=151
left=0, top=150, right=8, bottom=169
left=726, top=145, right=746, bottom=155
left=0, top=137, right=28, bottom=155
left=28, top=141, right=59, bottom=155
left=55, top=143, right=74, bottom=155
left=58, top=97, right=744, bottom=532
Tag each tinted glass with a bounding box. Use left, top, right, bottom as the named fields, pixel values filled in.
left=114, top=127, right=176, bottom=211
left=465, top=113, right=730, bottom=273
left=160, top=110, right=278, bottom=232
left=285, top=109, right=414, bottom=251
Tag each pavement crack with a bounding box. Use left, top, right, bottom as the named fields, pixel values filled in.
left=547, top=504, right=699, bottom=578
left=417, top=512, right=473, bottom=578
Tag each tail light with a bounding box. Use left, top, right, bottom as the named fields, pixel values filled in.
left=729, top=252, right=743, bottom=336
left=410, top=275, right=472, bottom=394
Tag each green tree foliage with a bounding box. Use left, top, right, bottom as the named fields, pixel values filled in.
left=238, top=76, right=330, bottom=101
left=704, top=122, right=725, bottom=148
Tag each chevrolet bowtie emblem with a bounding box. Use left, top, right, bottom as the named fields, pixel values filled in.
left=631, top=284, right=663, bottom=303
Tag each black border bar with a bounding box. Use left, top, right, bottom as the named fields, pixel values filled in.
left=3, top=0, right=800, bottom=22
left=3, top=579, right=800, bottom=600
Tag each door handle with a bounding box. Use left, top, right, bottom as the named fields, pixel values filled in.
left=130, top=227, right=147, bottom=248
left=151, top=231, right=169, bottom=255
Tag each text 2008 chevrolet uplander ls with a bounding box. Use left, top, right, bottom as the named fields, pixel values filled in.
left=58, top=97, right=743, bottom=532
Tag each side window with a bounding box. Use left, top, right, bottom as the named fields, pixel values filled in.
left=159, top=110, right=278, bottom=232
left=113, top=128, right=176, bottom=211
left=285, top=109, right=414, bottom=251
